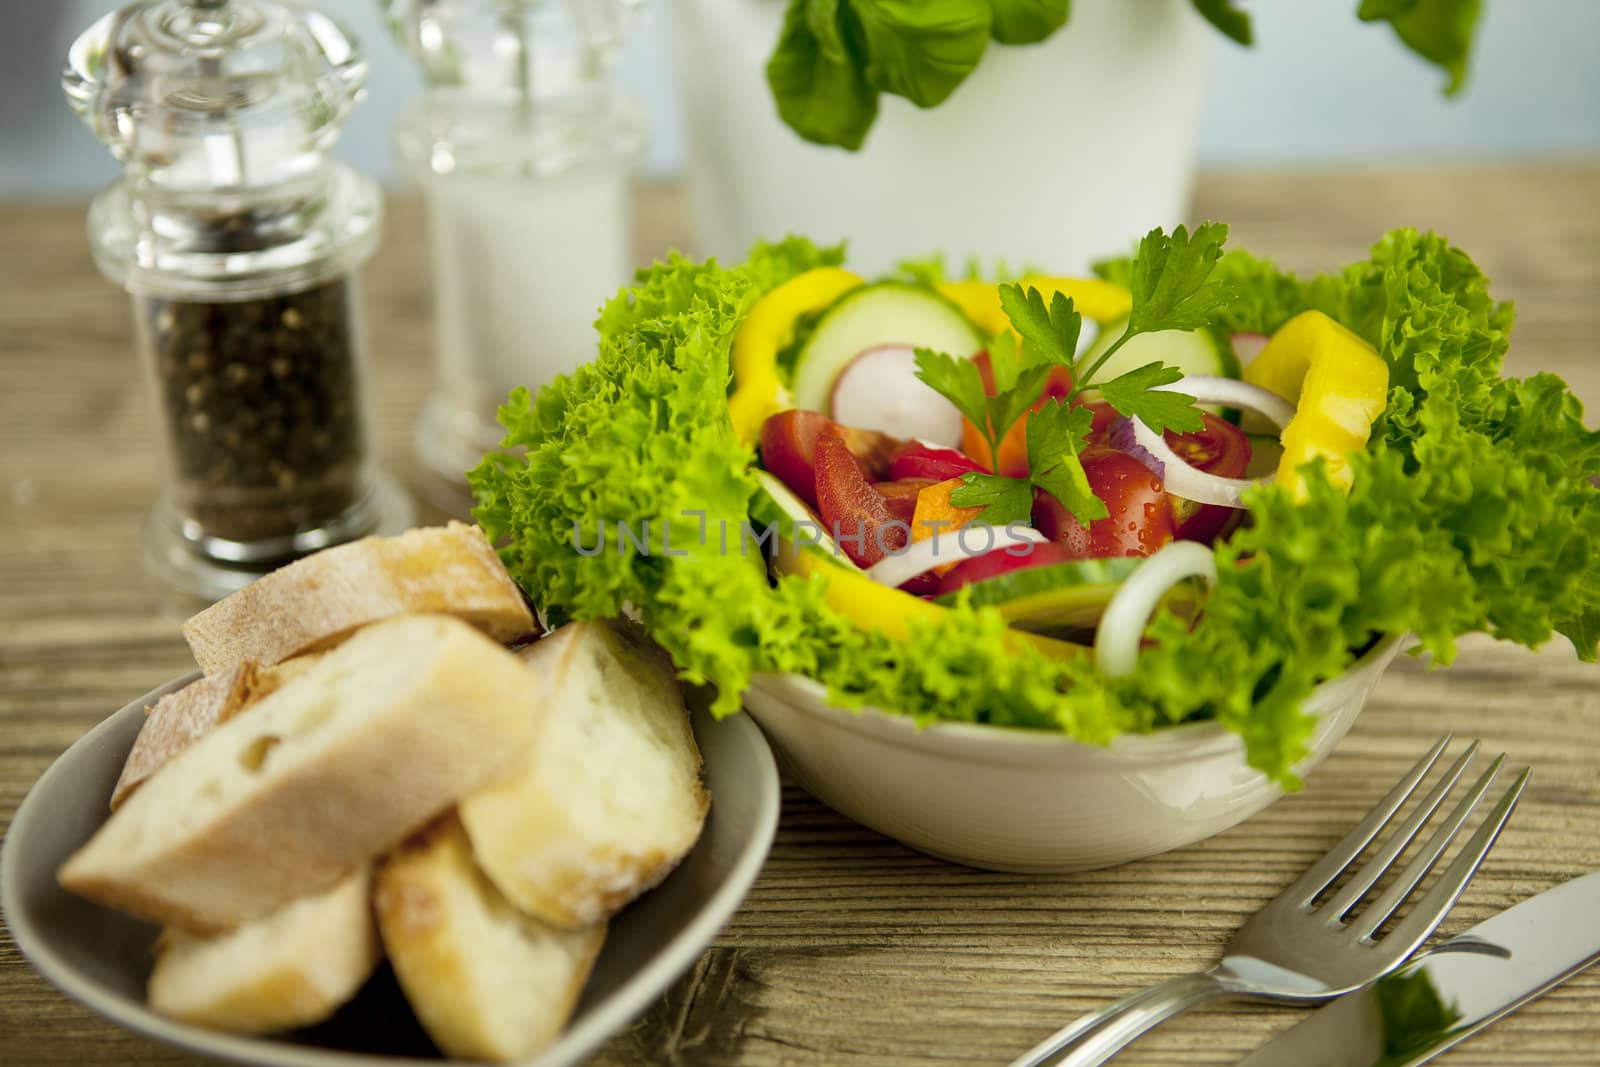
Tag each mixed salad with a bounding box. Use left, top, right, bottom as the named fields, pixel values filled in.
left=470, top=226, right=1600, bottom=783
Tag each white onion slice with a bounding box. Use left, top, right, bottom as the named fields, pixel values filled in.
left=1130, top=376, right=1296, bottom=508
left=1095, top=541, right=1218, bottom=678
left=864, top=525, right=1047, bottom=590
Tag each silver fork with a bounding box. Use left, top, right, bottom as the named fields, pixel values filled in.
left=1008, top=736, right=1529, bottom=1067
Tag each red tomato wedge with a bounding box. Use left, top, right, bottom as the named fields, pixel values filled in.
left=960, top=352, right=1073, bottom=476
left=814, top=433, right=909, bottom=568
left=874, top=477, right=937, bottom=525
left=1164, top=414, right=1251, bottom=544
left=760, top=410, right=903, bottom=508
left=1032, top=447, right=1175, bottom=558
left=888, top=441, right=986, bottom=482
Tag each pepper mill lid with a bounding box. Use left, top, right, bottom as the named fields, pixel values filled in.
left=62, top=0, right=366, bottom=192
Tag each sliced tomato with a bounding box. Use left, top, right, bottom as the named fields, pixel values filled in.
left=874, top=477, right=937, bottom=525
left=936, top=540, right=1081, bottom=596
left=888, top=441, right=986, bottom=482
left=1032, top=447, right=1174, bottom=558
left=960, top=351, right=1073, bottom=476
left=760, top=410, right=903, bottom=508
left=814, top=433, right=909, bottom=568
left=1164, top=414, right=1251, bottom=544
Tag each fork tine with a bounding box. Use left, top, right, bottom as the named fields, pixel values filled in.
left=1355, top=764, right=1529, bottom=951
left=1346, top=754, right=1505, bottom=939
left=1285, top=734, right=1452, bottom=907
left=1321, top=740, right=1479, bottom=921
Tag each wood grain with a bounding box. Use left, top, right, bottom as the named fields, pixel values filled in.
left=2, top=164, right=1598, bottom=1066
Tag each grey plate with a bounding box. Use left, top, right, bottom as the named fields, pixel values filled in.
left=1, top=673, right=780, bottom=1066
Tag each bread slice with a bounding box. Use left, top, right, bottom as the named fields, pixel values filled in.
left=59, top=614, right=545, bottom=933
left=376, top=814, right=604, bottom=1063
left=181, top=522, right=535, bottom=676
left=111, top=654, right=324, bottom=811
left=458, top=622, right=709, bottom=928
left=148, top=868, right=379, bottom=1034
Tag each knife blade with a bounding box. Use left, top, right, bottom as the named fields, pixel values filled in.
left=1236, top=870, right=1600, bottom=1067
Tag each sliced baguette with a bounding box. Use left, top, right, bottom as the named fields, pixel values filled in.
left=375, top=814, right=604, bottom=1063
left=59, top=614, right=544, bottom=933
left=111, top=654, right=323, bottom=811
left=182, top=522, right=534, bottom=676
left=459, top=622, right=709, bottom=928
left=149, top=868, right=379, bottom=1034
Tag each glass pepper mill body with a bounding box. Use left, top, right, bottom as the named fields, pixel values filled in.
left=384, top=0, right=647, bottom=514
left=63, top=0, right=412, bottom=601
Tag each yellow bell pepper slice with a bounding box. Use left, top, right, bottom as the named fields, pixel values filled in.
left=728, top=267, right=863, bottom=445
left=1244, top=310, right=1389, bottom=497
left=782, top=546, right=1086, bottom=663
left=937, top=275, right=1133, bottom=338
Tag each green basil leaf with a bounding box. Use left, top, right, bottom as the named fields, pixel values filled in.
left=1191, top=0, right=1254, bottom=46
left=988, top=0, right=1071, bottom=45
left=853, top=0, right=992, bottom=108
left=767, top=0, right=880, bottom=150
left=1359, top=0, right=1482, bottom=95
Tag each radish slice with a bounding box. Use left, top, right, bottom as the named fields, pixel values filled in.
left=1096, top=541, right=1218, bottom=678
left=864, top=524, right=1047, bottom=590
left=1128, top=376, right=1296, bottom=508
left=1231, top=332, right=1270, bottom=365
left=829, top=344, right=964, bottom=446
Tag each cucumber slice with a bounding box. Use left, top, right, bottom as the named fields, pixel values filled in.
left=791, top=283, right=986, bottom=414
left=749, top=470, right=860, bottom=574
left=935, top=557, right=1144, bottom=633
left=1078, top=322, right=1239, bottom=383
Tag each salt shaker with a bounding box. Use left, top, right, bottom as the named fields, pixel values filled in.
left=63, top=0, right=412, bottom=600
left=383, top=0, right=647, bottom=513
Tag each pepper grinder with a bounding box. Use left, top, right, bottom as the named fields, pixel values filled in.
left=383, top=0, right=647, bottom=514
left=63, top=0, right=413, bottom=602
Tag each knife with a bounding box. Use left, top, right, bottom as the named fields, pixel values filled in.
left=1236, top=870, right=1600, bottom=1067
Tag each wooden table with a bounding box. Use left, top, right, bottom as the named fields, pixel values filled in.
left=3, top=165, right=1597, bottom=1066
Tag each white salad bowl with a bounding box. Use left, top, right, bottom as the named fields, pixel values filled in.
left=743, top=633, right=1405, bottom=873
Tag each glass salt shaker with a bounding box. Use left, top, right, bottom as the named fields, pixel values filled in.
left=63, top=0, right=413, bottom=601
left=383, top=0, right=647, bottom=514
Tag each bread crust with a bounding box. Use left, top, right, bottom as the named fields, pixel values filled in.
left=181, top=522, right=534, bottom=676
left=111, top=654, right=325, bottom=811
left=59, top=615, right=544, bottom=933
left=460, top=622, right=710, bottom=929
left=375, top=814, right=605, bottom=1061
left=148, top=868, right=379, bottom=1034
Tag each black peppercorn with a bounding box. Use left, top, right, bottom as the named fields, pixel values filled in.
left=139, top=276, right=368, bottom=544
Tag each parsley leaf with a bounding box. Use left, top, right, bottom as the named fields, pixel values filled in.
left=1024, top=400, right=1106, bottom=528
left=1098, top=362, right=1205, bottom=434
left=998, top=283, right=1080, bottom=367
left=948, top=471, right=1034, bottom=525
left=913, top=346, right=989, bottom=431
left=1126, top=222, right=1235, bottom=336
